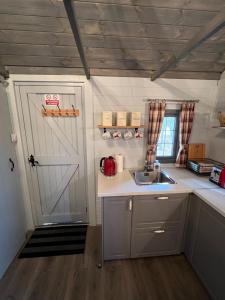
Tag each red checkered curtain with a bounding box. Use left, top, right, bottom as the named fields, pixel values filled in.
left=176, top=102, right=195, bottom=167
left=146, top=101, right=166, bottom=164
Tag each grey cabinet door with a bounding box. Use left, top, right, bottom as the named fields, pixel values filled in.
left=184, top=194, right=201, bottom=262
left=131, top=194, right=188, bottom=258
left=103, top=196, right=132, bottom=260
left=191, top=200, right=225, bottom=300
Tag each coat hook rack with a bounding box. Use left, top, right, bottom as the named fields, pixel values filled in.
left=41, top=105, right=79, bottom=117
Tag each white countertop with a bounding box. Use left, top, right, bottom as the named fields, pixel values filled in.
left=98, top=167, right=225, bottom=218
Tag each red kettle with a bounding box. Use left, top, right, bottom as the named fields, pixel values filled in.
left=219, top=166, right=225, bottom=188
left=100, top=156, right=116, bottom=176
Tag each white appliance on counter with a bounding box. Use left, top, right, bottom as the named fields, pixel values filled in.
left=115, top=154, right=124, bottom=173
left=209, top=165, right=223, bottom=185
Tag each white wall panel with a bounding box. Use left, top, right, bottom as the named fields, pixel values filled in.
left=209, top=71, right=225, bottom=163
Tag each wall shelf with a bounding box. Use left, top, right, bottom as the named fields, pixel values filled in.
left=98, top=125, right=145, bottom=129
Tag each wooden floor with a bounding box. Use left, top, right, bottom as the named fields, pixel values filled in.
left=0, top=226, right=210, bottom=300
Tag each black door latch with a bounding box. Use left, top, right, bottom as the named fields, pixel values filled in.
left=28, top=155, right=39, bottom=167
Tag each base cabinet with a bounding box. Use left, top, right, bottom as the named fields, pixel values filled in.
left=185, top=195, right=225, bottom=300
left=102, top=193, right=188, bottom=260
left=131, top=194, right=188, bottom=257
left=103, top=196, right=132, bottom=260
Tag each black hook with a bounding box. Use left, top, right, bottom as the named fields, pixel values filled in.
left=9, top=158, right=15, bottom=172
left=42, top=104, right=46, bottom=112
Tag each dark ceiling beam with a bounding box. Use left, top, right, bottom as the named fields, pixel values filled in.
left=63, top=0, right=90, bottom=79
left=151, top=6, right=225, bottom=81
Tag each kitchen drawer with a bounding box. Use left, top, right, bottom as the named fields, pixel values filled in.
left=131, top=222, right=182, bottom=258
left=133, top=194, right=188, bottom=224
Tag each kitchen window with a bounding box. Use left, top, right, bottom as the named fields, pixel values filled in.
left=156, top=110, right=179, bottom=163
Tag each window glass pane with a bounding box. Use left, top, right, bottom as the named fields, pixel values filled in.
left=157, top=143, right=164, bottom=156
left=163, top=144, right=173, bottom=156
left=161, top=118, right=167, bottom=130
left=165, top=130, right=175, bottom=143
left=158, top=129, right=165, bottom=144
left=166, top=117, right=176, bottom=130
left=156, top=114, right=178, bottom=160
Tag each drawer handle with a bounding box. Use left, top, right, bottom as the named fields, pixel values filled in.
left=128, top=199, right=133, bottom=211
left=155, top=196, right=169, bottom=200
left=153, top=230, right=165, bottom=234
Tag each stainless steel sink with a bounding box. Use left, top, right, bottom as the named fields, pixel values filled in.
left=130, top=170, right=176, bottom=185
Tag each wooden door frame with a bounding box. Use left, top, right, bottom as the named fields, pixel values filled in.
left=7, top=76, right=96, bottom=228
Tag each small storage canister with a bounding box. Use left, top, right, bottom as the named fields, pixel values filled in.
left=102, top=111, right=112, bottom=126
left=131, top=112, right=141, bottom=127
left=116, top=112, right=127, bottom=126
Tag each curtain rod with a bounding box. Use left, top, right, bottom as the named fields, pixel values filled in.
left=144, top=99, right=199, bottom=103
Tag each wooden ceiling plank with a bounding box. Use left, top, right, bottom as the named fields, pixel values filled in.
left=0, top=55, right=82, bottom=68
left=1, top=54, right=224, bottom=73
left=1, top=28, right=225, bottom=48
left=63, top=0, right=90, bottom=79
left=162, top=70, right=221, bottom=80
left=0, top=1, right=66, bottom=17
left=74, top=2, right=217, bottom=27
left=74, top=0, right=225, bottom=12
left=1, top=0, right=224, bottom=19
left=0, top=15, right=70, bottom=33
left=0, top=1, right=222, bottom=20
left=0, top=30, right=225, bottom=57
left=81, top=35, right=225, bottom=52
left=0, top=43, right=79, bottom=57
left=0, top=43, right=223, bottom=65
left=0, top=7, right=219, bottom=29
left=151, top=6, right=225, bottom=81
left=7, top=66, right=85, bottom=76
left=78, top=20, right=201, bottom=39
left=7, top=65, right=221, bottom=80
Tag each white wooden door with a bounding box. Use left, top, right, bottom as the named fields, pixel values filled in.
left=16, top=84, right=87, bottom=225
left=0, top=82, right=26, bottom=278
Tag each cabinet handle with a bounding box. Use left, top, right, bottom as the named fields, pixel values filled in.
left=153, top=229, right=165, bottom=234
left=128, top=199, right=133, bottom=211
left=155, top=196, right=169, bottom=200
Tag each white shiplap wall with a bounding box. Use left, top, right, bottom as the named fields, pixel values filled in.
left=93, top=76, right=218, bottom=223
left=209, top=71, right=225, bottom=163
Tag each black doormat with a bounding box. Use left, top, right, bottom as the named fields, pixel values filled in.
left=19, top=225, right=87, bottom=258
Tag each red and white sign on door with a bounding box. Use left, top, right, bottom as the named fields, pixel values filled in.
left=44, top=94, right=60, bottom=106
